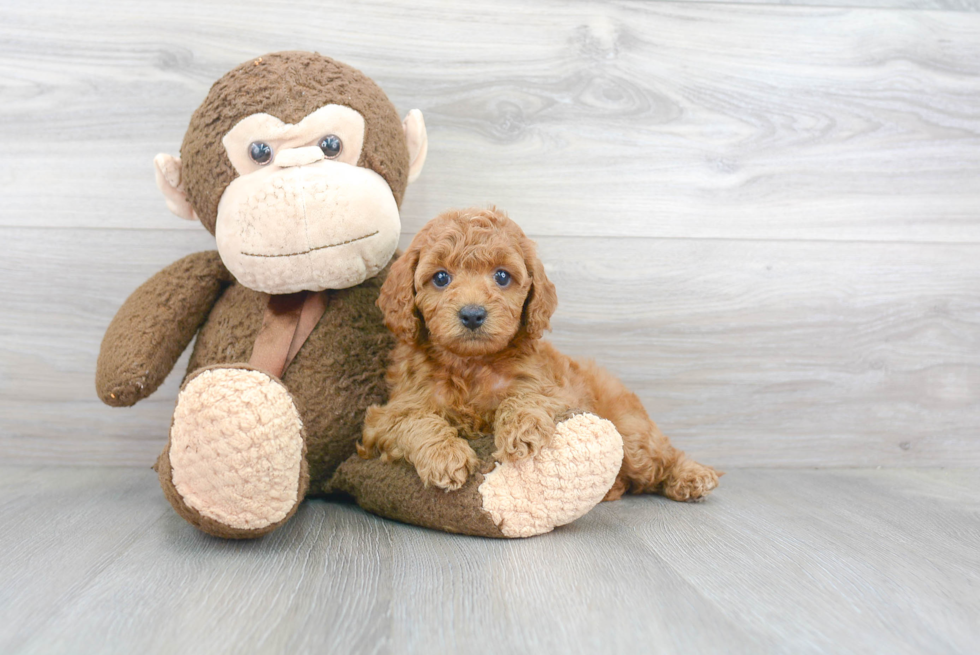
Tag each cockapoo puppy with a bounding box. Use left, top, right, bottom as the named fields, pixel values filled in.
left=358, top=208, right=720, bottom=502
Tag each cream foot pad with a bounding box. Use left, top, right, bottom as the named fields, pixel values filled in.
left=478, top=413, right=624, bottom=538
left=170, top=368, right=305, bottom=531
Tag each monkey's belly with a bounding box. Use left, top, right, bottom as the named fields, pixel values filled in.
left=185, top=277, right=394, bottom=488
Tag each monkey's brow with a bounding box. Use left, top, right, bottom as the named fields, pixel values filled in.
left=241, top=231, right=380, bottom=258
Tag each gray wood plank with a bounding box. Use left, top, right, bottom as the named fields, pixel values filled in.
left=2, top=1, right=979, bottom=242
left=0, top=469, right=395, bottom=654
left=382, top=520, right=771, bottom=654
left=668, top=0, right=980, bottom=9
left=1, top=466, right=977, bottom=654
left=546, top=236, right=980, bottom=468
left=0, top=467, right=171, bottom=650
left=602, top=468, right=980, bottom=654
left=3, top=228, right=977, bottom=468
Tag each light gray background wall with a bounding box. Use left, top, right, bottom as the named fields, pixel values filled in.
left=2, top=0, right=978, bottom=468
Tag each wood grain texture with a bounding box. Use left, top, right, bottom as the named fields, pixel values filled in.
left=2, top=229, right=977, bottom=467
left=669, top=0, right=980, bottom=9
left=1, top=0, right=978, bottom=468
left=1, top=0, right=979, bottom=241
left=1, top=466, right=977, bottom=654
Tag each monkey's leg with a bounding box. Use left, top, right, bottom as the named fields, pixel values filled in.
left=331, top=412, right=623, bottom=538
left=155, top=365, right=309, bottom=539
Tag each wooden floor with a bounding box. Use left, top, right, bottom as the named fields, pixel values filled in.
left=1, top=466, right=977, bottom=655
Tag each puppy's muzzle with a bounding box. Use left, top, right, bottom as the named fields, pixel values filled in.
left=458, top=305, right=487, bottom=331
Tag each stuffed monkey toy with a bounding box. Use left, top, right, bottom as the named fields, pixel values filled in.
left=96, top=52, right=623, bottom=539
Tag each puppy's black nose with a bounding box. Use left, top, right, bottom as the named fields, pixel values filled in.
left=458, top=305, right=487, bottom=330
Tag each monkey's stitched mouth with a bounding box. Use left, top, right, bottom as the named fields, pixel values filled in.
left=241, top=231, right=379, bottom=258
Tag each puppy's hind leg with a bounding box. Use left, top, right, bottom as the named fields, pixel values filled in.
left=615, top=416, right=720, bottom=502
left=578, top=360, right=720, bottom=502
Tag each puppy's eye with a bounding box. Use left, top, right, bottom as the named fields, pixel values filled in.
left=493, top=270, right=512, bottom=287
left=432, top=271, right=451, bottom=288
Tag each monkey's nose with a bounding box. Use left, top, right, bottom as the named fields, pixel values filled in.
left=458, top=305, right=487, bottom=330
left=274, top=146, right=325, bottom=168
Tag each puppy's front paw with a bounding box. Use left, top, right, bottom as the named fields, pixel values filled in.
left=413, top=438, right=479, bottom=491
left=493, top=412, right=556, bottom=463
left=662, top=460, right=721, bottom=502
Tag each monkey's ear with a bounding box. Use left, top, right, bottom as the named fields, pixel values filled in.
left=402, top=110, right=428, bottom=185
left=153, top=154, right=199, bottom=221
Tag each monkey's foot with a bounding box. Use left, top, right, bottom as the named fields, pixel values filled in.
left=478, top=413, right=624, bottom=538
left=157, top=366, right=308, bottom=539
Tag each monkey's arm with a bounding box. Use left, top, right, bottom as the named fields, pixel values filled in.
left=96, top=250, right=233, bottom=407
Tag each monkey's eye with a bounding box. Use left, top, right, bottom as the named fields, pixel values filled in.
left=318, top=135, right=343, bottom=159
left=493, top=270, right=512, bottom=287
left=432, top=271, right=451, bottom=288
left=248, top=141, right=273, bottom=165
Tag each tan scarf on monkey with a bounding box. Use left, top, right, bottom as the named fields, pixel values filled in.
left=248, top=292, right=328, bottom=378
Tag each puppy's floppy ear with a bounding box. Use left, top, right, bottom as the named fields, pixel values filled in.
left=378, top=247, right=422, bottom=342
left=520, top=237, right=558, bottom=340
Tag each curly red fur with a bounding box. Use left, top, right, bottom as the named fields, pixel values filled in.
left=377, top=246, right=422, bottom=343
left=360, top=207, right=720, bottom=499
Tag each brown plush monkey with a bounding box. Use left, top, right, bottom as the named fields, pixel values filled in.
left=97, top=52, right=623, bottom=539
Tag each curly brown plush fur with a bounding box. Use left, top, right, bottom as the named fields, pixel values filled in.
left=359, top=207, right=721, bottom=501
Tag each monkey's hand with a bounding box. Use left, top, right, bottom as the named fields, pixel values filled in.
left=96, top=251, right=232, bottom=406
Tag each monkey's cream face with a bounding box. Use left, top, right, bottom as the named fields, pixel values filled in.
left=214, top=105, right=401, bottom=294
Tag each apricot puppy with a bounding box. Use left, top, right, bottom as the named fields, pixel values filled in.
left=359, top=207, right=720, bottom=501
